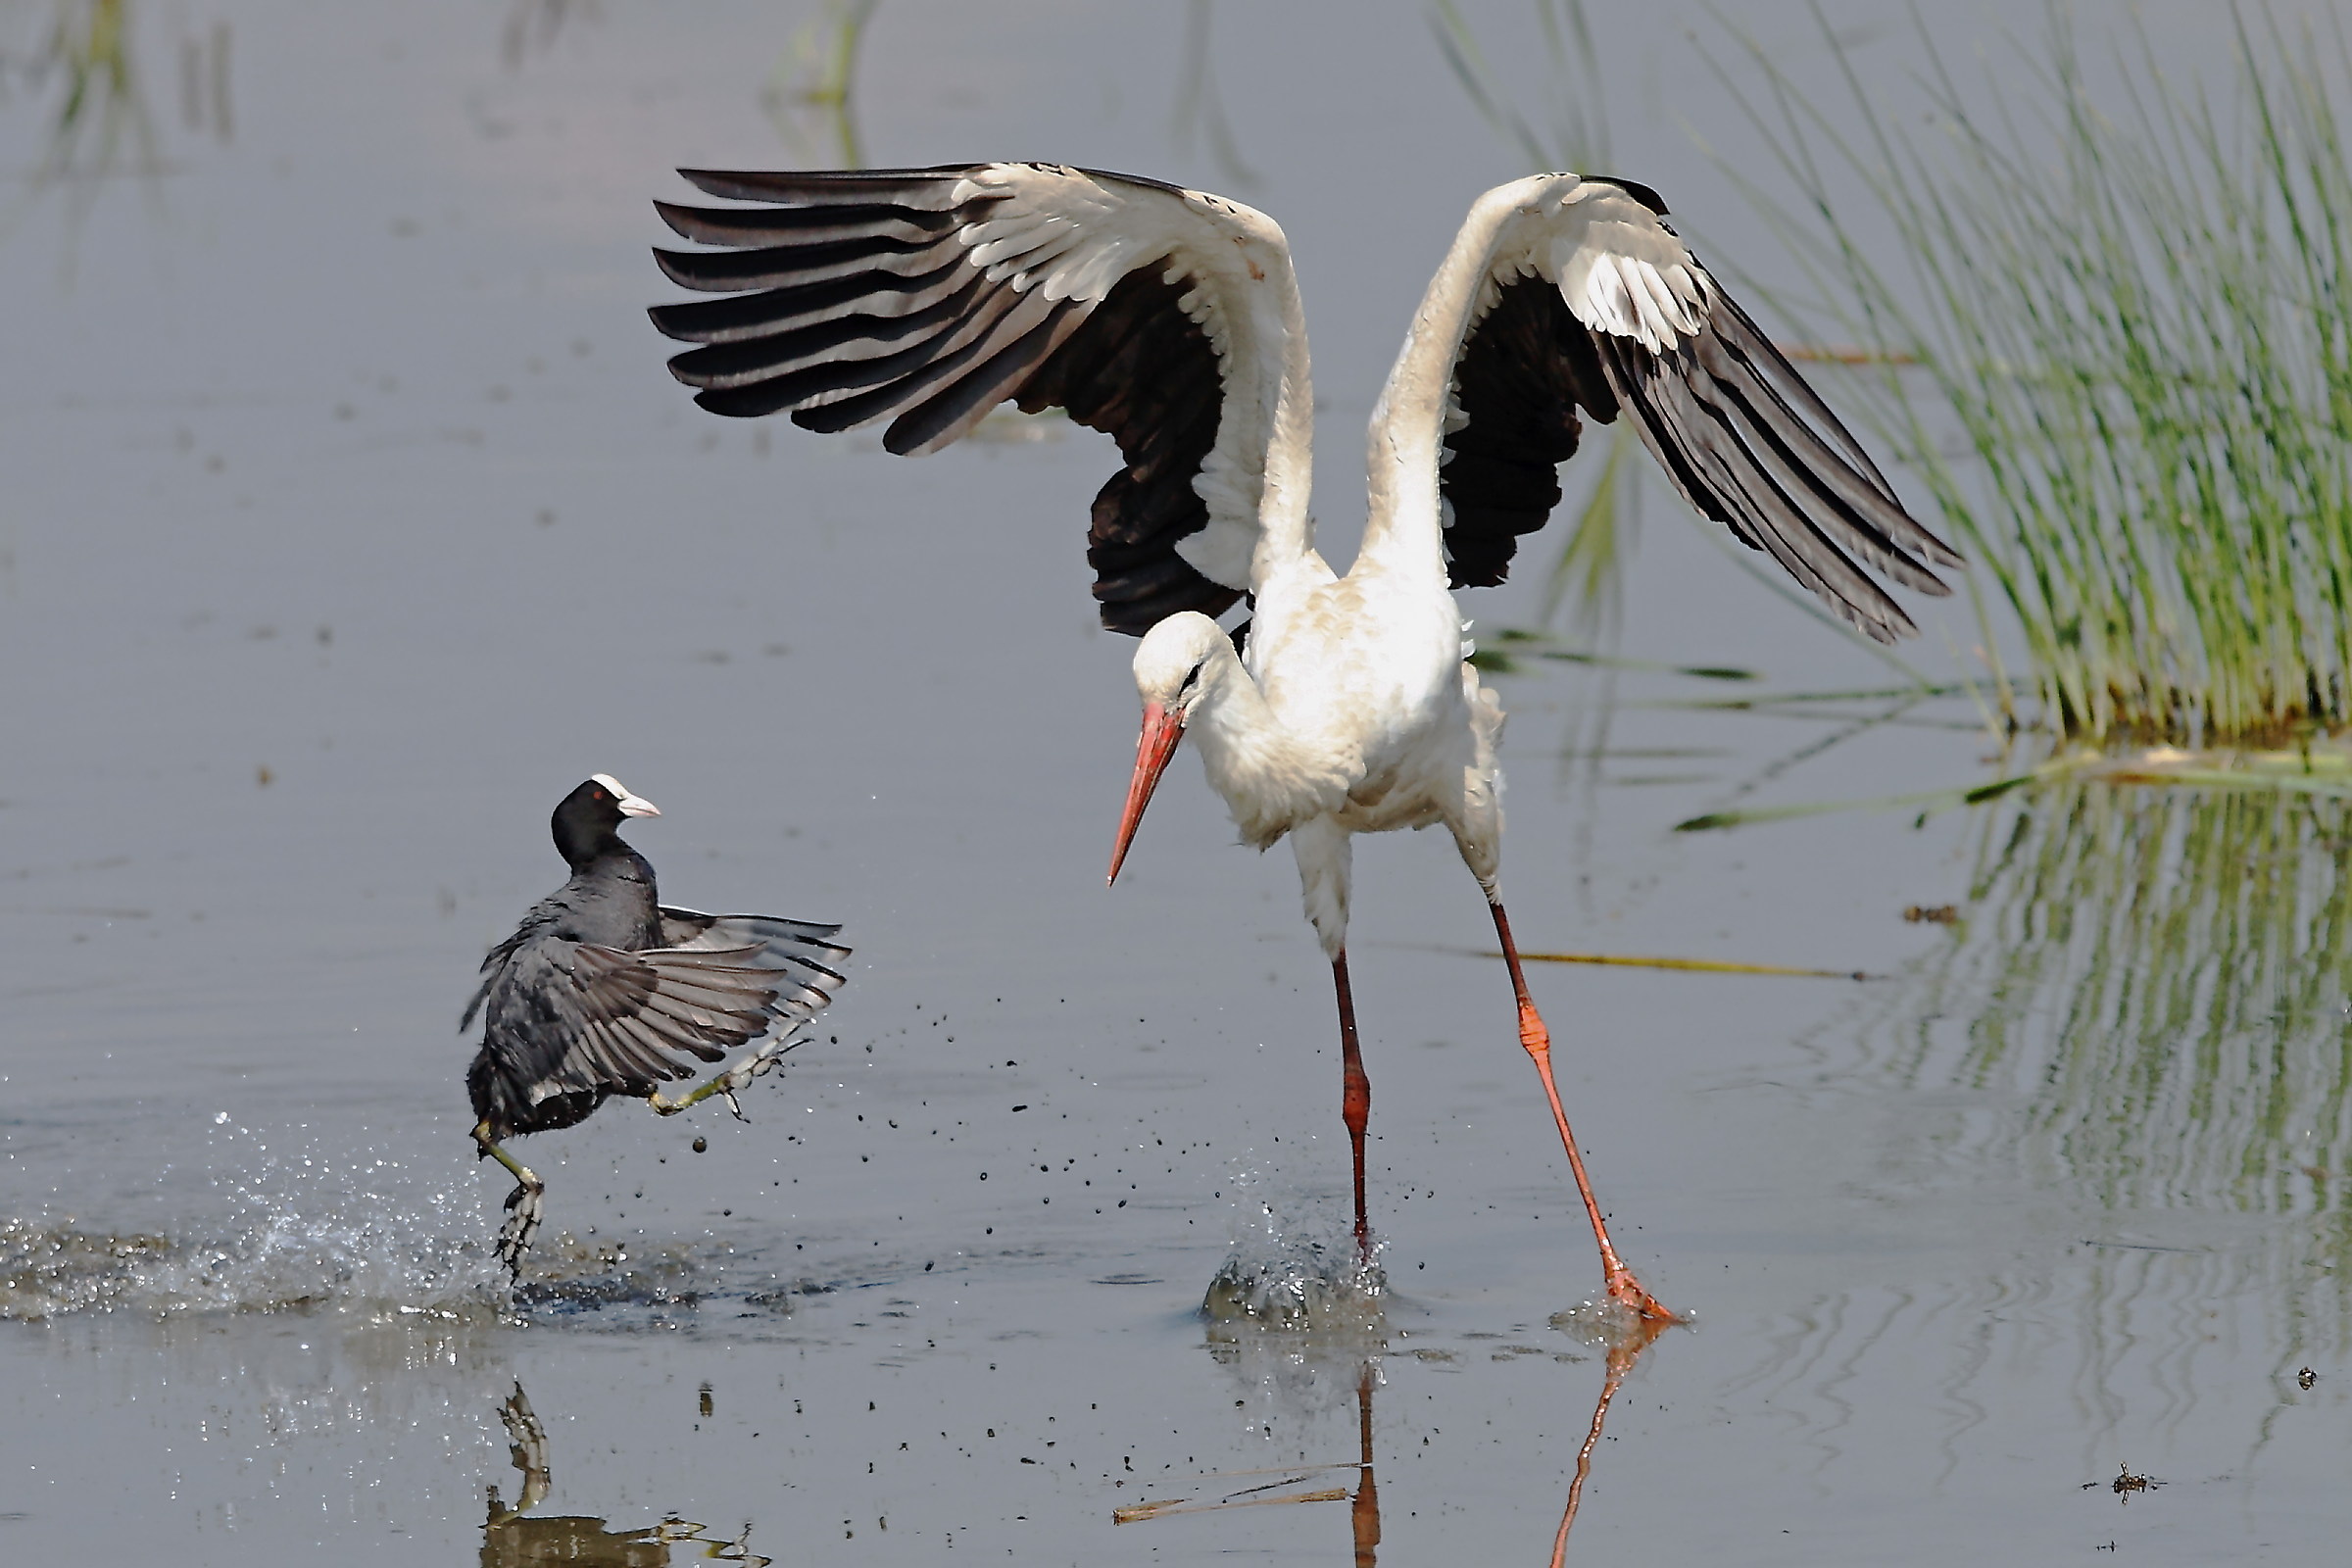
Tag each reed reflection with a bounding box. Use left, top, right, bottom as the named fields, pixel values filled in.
left=1171, top=2, right=1259, bottom=191
left=1728, top=784, right=2352, bottom=1474
left=1868, top=784, right=2352, bottom=1318
left=483, top=1383, right=769, bottom=1568
left=5, top=0, right=160, bottom=183
left=760, top=0, right=874, bottom=169
left=1, top=0, right=233, bottom=248
left=501, top=0, right=599, bottom=73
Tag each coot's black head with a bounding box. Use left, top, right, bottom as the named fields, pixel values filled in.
left=551, top=773, right=661, bottom=869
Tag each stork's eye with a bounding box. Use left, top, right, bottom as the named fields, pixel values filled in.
left=1178, top=660, right=1206, bottom=697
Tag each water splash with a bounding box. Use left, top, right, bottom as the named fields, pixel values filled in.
left=0, top=1190, right=505, bottom=1323
left=3, top=1115, right=506, bottom=1320
left=0, top=1219, right=174, bottom=1319
left=1548, top=1296, right=1694, bottom=1348
left=1200, top=1174, right=1386, bottom=1335
left=1, top=1113, right=850, bottom=1326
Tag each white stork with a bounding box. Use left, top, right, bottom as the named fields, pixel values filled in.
left=648, top=165, right=1959, bottom=1322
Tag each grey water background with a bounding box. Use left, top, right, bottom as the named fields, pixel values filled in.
left=1, top=1, right=2346, bottom=1561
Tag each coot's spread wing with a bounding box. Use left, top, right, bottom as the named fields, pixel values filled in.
left=648, top=163, right=1306, bottom=633
left=487, top=939, right=787, bottom=1097
left=467, top=919, right=851, bottom=1134
left=1412, top=175, right=1961, bottom=642
left=657, top=906, right=850, bottom=1023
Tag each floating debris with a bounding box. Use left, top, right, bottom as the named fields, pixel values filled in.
left=1114, top=1482, right=1350, bottom=1526
left=2082, top=1463, right=2163, bottom=1500
left=1470, top=946, right=1880, bottom=982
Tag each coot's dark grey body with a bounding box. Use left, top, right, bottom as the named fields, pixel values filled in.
left=465, top=775, right=849, bottom=1273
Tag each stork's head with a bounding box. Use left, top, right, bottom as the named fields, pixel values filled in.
left=1108, top=612, right=1228, bottom=886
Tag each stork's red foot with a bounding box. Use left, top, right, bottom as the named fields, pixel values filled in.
left=1604, top=1265, right=1680, bottom=1326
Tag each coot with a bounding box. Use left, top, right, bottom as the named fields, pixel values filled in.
left=464, top=775, right=849, bottom=1274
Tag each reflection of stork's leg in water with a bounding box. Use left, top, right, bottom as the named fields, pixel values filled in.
left=1548, top=1317, right=1669, bottom=1567
left=1351, top=1363, right=1380, bottom=1568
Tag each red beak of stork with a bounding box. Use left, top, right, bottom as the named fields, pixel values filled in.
left=1108, top=701, right=1187, bottom=887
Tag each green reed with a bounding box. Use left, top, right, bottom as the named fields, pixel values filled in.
left=1859, top=784, right=2352, bottom=1330
left=1716, top=6, right=2352, bottom=742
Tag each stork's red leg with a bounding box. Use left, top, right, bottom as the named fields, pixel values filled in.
left=1351, top=1361, right=1381, bottom=1566
left=1490, top=904, right=1676, bottom=1323
left=1332, top=951, right=1372, bottom=1257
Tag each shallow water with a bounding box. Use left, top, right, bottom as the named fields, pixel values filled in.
left=3, top=2, right=2348, bottom=1562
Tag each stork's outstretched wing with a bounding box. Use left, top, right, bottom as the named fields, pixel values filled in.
left=649, top=163, right=1310, bottom=634
left=1392, top=172, right=1960, bottom=643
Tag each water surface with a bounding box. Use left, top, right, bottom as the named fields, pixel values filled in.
left=1, top=3, right=2345, bottom=1562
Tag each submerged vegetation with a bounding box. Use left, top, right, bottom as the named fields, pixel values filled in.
left=1719, top=7, right=2352, bottom=744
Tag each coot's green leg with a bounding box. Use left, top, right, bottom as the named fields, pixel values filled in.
left=648, top=1030, right=805, bottom=1121
left=472, top=1119, right=544, bottom=1277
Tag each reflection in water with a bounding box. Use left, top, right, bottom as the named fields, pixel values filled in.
left=1171, top=2, right=1259, bottom=191
left=1349, top=1364, right=1379, bottom=1566
left=1544, top=1314, right=1667, bottom=1566
left=7, top=0, right=161, bottom=184
left=484, top=1384, right=770, bottom=1567
left=172, top=16, right=227, bottom=141
left=1, top=0, right=233, bottom=249
left=1730, top=784, right=2352, bottom=1477
left=760, top=0, right=875, bottom=169
left=501, top=0, right=600, bottom=73
left=1125, top=1304, right=1664, bottom=1563
left=1866, top=785, right=2352, bottom=1312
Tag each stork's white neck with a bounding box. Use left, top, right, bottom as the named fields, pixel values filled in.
left=1358, top=180, right=1534, bottom=583
left=1186, top=634, right=1352, bottom=847
left=1250, top=265, right=1318, bottom=586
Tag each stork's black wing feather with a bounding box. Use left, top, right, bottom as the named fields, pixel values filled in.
left=1439, top=276, right=1609, bottom=589
left=1014, top=268, right=1238, bottom=629
left=1439, top=178, right=1961, bottom=643
left=649, top=166, right=1245, bottom=634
